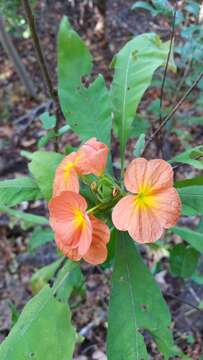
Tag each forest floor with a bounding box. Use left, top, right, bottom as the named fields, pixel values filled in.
left=0, top=0, right=203, bottom=359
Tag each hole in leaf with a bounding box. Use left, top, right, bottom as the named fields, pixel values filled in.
left=81, top=75, right=91, bottom=87
left=141, top=303, right=148, bottom=311
left=28, top=352, right=35, bottom=358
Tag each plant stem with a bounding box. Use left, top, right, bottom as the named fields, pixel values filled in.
left=142, top=70, right=203, bottom=156
left=22, top=0, right=61, bottom=151
left=159, top=0, right=177, bottom=120
left=87, top=204, right=102, bottom=215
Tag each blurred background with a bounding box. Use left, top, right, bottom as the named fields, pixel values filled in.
left=0, top=1, right=203, bottom=359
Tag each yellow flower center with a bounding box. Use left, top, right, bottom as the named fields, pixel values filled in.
left=64, top=161, right=75, bottom=178
left=63, top=156, right=81, bottom=182
left=134, top=185, right=156, bottom=209
left=73, top=208, right=87, bottom=228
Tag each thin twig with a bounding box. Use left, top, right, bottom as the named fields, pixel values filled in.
left=159, top=1, right=177, bottom=120
left=165, top=292, right=202, bottom=312
left=22, top=0, right=61, bottom=151
left=22, top=0, right=54, bottom=98
left=142, top=71, right=203, bottom=156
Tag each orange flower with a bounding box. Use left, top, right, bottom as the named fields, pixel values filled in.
left=48, top=191, right=110, bottom=264
left=53, top=152, right=81, bottom=195
left=112, top=158, right=181, bottom=244
left=79, top=137, right=108, bottom=176
left=53, top=138, right=108, bottom=196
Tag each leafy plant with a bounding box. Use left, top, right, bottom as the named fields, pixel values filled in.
left=0, top=4, right=203, bottom=359
left=131, top=0, right=203, bottom=151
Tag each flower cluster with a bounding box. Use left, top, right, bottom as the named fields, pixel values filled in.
left=49, top=139, right=181, bottom=265
left=49, top=138, right=110, bottom=265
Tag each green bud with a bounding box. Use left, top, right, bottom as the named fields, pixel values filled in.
left=95, top=176, right=120, bottom=204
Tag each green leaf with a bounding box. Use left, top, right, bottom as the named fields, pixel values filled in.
left=131, top=115, right=150, bottom=136
left=31, top=260, right=62, bottom=294
left=133, top=133, right=145, bottom=157
left=152, top=0, right=173, bottom=16
left=53, top=260, right=84, bottom=303
left=177, top=186, right=203, bottom=215
left=170, top=244, right=200, bottom=278
left=58, top=124, right=71, bottom=136
left=111, top=33, right=176, bottom=169
left=0, top=206, right=49, bottom=225
left=171, top=226, right=203, bottom=253
left=29, top=151, right=63, bottom=200
left=0, top=286, right=76, bottom=360
left=197, top=216, right=203, bottom=232
left=28, top=227, right=54, bottom=252
left=192, top=271, right=203, bottom=285
left=175, top=175, right=203, bottom=188
left=0, top=177, right=41, bottom=207
left=9, top=302, right=20, bottom=328
left=39, top=112, right=56, bottom=129
left=31, top=259, right=84, bottom=303
left=58, top=17, right=112, bottom=145
left=131, top=1, right=157, bottom=16
left=107, top=231, right=176, bottom=360
left=185, top=1, right=200, bottom=16
left=171, top=145, right=203, bottom=169
left=37, top=130, right=56, bottom=148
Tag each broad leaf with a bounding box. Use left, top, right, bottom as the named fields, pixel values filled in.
left=107, top=231, right=176, bottom=360
left=0, top=206, right=48, bottom=225
left=0, top=286, right=76, bottom=360
left=58, top=17, right=112, bottom=145
left=111, top=33, right=175, bottom=168
left=53, top=260, right=84, bottom=303
left=171, top=226, right=203, bottom=253
left=31, top=259, right=62, bottom=294
left=0, top=177, right=41, bottom=207
left=28, top=227, right=54, bottom=252
left=171, top=145, right=203, bottom=169
left=177, top=186, right=203, bottom=215
left=29, top=151, right=63, bottom=200
left=31, top=258, right=83, bottom=302
left=170, top=243, right=200, bottom=278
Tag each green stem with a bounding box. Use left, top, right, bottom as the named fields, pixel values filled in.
left=87, top=204, right=101, bottom=215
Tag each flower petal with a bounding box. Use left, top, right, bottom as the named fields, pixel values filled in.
left=128, top=206, right=164, bottom=244
left=124, top=158, right=148, bottom=193
left=53, top=152, right=80, bottom=196
left=55, top=235, right=82, bottom=261
left=150, top=187, right=181, bottom=228
left=124, top=158, right=173, bottom=194
left=77, top=218, right=93, bottom=256
left=78, top=137, right=108, bottom=176
left=83, top=215, right=110, bottom=265
left=144, top=159, right=174, bottom=193
left=112, top=195, right=136, bottom=231
left=48, top=191, right=88, bottom=245
left=112, top=194, right=163, bottom=243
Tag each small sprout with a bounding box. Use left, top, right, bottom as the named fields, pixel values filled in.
left=112, top=187, right=119, bottom=197
left=91, top=181, right=97, bottom=192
